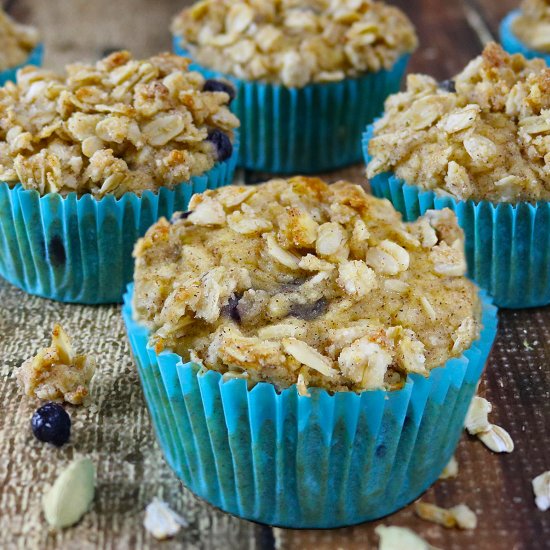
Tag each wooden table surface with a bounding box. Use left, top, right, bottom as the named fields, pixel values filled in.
left=1, top=1, right=549, bottom=549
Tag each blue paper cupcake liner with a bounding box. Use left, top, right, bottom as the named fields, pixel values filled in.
left=123, top=284, right=497, bottom=529
left=0, top=136, right=238, bottom=304
left=174, top=37, right=409, bottom=173
left=500, top=10, right=550, bottom=65
left=363, top=124, right=550, bottom=308
left=0, top=43, right=44, bottom=86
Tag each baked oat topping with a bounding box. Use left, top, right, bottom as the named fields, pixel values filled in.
left=367, top=43, right=550, bottom=202
left=15, top=324, right=96, bottom=405
left=414, top=501, right=477, bottom=530
left=133, top=177, right=481, bottom=393
left=0, top=51, right=239, bottom=198
left=513, top=0, right=550, bottom=53
left=0, top=9, right=39, bottom=71
left=172, top=0, right=417, bottom=88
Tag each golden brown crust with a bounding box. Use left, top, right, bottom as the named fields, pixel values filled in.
left=171, top=0, right=417, bottom=87
left=367, top=43, right=550, bottom=202
left=133, top=177, right=480, bottom=393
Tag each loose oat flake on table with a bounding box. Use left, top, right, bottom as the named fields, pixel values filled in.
left=132, top=176, right=481, bottom=392
left=375, top=525, right=439, bottom=550
left=533, top=471, right=550, bottom=511
left=414, top=501, right=477, bottom=530
left=172, top=0, right=417, bottom=87
left=464, top=395, right=514, bottom=453
left=143, top=499, right=188, bottom=540
left=15, top=324, right=96, bottom=405
left=0, top=51, right=239, bottom=197
left=367, top=42, right=550, bottom=202
left=439, top=455, right=459, bottom=479
left=0, top=8, right=39, bottom=71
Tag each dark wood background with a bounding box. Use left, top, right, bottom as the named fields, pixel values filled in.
left=0, top=1, right=548, bottom=549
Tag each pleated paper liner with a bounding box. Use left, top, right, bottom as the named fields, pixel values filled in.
left=123, top=284, right=497, bottom=529
left=0, top=43, right=43, bottom=86
left=0, top=136, right=238, bottom=304
left=173, top=37, right=409, bottom=173
left=363, top=124, right=550, bottom=308
left=500, top=10, right=550, bottom=65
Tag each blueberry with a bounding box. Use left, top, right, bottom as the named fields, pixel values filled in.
left=31, top=402, right=71, bottom=447
left=207, top=129, right=233, bottom=162
left=172, top=210, right=192, bottom=222
left=203, top=79, right=236, bottom=103
left=222, top=292, right=243, bottom=324
left=288, top=298, right=328, bottom=321
left=438, top=79, right=456, bottom=93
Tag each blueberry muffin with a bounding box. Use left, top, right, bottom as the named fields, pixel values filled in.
left=171, top=0, right=417, bottom=172
left=0, top=8, right=39, bottom=72
left=0, top=51, right=240, bottom=303
left=505, top=0, right=550, bottom=59
left=364, top=42, right=550, bottom=307
left=133, top=177, right=480, bottom=393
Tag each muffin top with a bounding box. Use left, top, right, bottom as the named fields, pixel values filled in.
left=367, top=43, right=550, bottom=203
left=513, top=0, right=550, bottom=53
left=133, top=177, right=481, bottom=394
left=171, top=0, right=417, bottom=88
left=0, top=9, right=39, bottom=71
left=0, top=51, right=239, bottom=198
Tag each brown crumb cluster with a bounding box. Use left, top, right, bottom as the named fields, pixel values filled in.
left=513, top=0, right=550, bottom=53
left=172, top=0, right=417, bottom=88
left=15, top=324, right=96, bottom=405
left=0, top=51, right=239, bottom=198
left=133, top=177, right=480, bottom=393
left=0, top=9, right=39, bottom=71
left=367, top=43, right=550, bottom=202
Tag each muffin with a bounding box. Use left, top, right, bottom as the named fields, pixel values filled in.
left=0, top=8, right=42, bottom=85
left=500, top=0, right=550, bottom=64
left=0, top=51, right=239, bottom=304
left=124, top=177, right=497, bottom=528
left=171, top=0, right=417, bottom=172
left=364, top=42, right=550, bottom=307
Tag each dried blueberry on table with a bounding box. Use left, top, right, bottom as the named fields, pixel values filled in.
left=438, top=79, right=456, bottom=93
left=31, top=402, right=71, bottom=447
left=207, top=129, right=233, bottom=162
left=203, top=79, right=236, bottom=103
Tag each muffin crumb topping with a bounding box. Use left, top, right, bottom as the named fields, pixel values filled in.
left=513, top=0, right=550, bottom=53
left=172, top=0, right=417, bottom=87
left=367, top=43, right=550, bottom=202
left=133, top=177, right=480, bottom=392
left=0, top=9, right=39, bottom=71
left=0, top=51, right=238, bottom=197
left=15, top=324, right=96, bottom=405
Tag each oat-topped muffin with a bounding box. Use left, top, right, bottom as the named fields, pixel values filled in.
left=367, top=43, right=550, bottom=202
left=0, top=51, right=239, bottom=198
left=133, top=177, right=480, bottom=393
left=0, top=9, right=39, bottom=71
left=513, top=0, right=550, bottom=53
left=172, top=0, right=417, bottom=88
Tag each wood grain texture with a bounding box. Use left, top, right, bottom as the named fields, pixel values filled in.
left=1, top=0, right=549, bottom=549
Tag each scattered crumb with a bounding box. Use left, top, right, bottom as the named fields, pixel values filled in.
left=15, top=324, right=96, bottom=405
left=464, top=396, right=514, bottom=453
left=533, top=471, right=550, bottom=511
left=144, top=499, right=188, bottom=540
left=439, top=455, right=459, bottom=479
left=42, top=457, right=95, bottom=529
left=375, top=525, right=439, bottom=550
left=522, top=339, right=533, bottom=351
left=414, top=501, right=477, bottom=530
